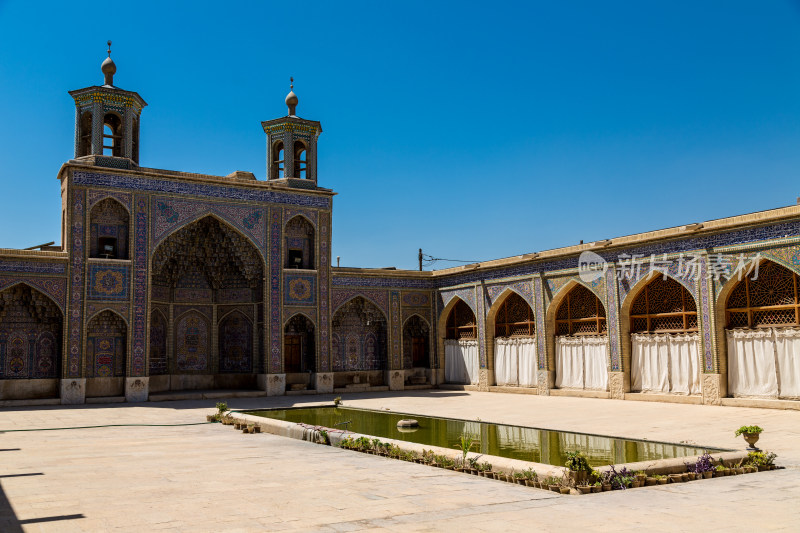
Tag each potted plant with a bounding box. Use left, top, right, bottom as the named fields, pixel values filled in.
left=454, top=433, right=476, bottom=471
left=734, top=425, right=764, bottom=450
left=692, top=452, right=715, bottom=479
left=559, top=472, right=572, bottom=494
left=545, top=476, right=561, bottom=492
left=645, top=475, right=658, bottom=486
left=565, top=451, right=592, bottom=486
left=591, top=481, right=602, bottom=493
left=333, top=396, right=342, bottom=407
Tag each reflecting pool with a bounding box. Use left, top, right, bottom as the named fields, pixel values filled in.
left=247, top=407, right=725, bottom=467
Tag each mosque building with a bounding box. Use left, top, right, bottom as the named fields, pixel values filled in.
left=1, top=48, right=799, bottom=408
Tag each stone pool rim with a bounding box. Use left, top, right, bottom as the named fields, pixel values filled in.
left=241, top=404, right=733, bottom=455
left=224, top=408, right=750, bottom=481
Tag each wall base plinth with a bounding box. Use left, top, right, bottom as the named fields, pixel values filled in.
left=314, top=372, right=334, bottom=394
left=125, top=377, right=149, bottom=402
left=386, top=370, right=405, bottom=391
left=60, top=378, right=86, bottom=405
left=608, top=372, right=629, bottom=400
left=702, top=373, right=723, bottom=405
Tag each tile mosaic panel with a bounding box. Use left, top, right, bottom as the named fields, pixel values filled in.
left=284, top=274, right=316, bottom=306
left=87, top=264, right=129, bottom=301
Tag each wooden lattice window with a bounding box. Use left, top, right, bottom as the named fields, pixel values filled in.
left=495, top=292, right=535, bottom=338
left=555, top=284, right=606, bottom=336
left=630, top=276, right=698, bottom=333
left=726, top=261, right=800, bottom=328
left=445, top=300, right=477, bottom=340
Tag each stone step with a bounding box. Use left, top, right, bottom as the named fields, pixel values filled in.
left=149, top=389, right=265, bottom=402
left=85, top=396, right=126, bottom=404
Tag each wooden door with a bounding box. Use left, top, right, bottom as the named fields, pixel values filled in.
left=411, top=336, right=428, bottom=367
left=284, top=335, right=302, bottom=373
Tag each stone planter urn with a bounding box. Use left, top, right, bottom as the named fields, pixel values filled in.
left=742, top=432, right=761, bottom=451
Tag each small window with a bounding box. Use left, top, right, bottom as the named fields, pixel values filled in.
left=272, top=141, right=285, bottom=179
left=103, top=125, right=114, bottom=155
left=288, top=249, right=303, bottom=268
left=294, top=141, right=307, bottom=179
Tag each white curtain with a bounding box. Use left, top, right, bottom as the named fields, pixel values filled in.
left=555, top=336, right=584, bottom=389
left=444, top=339, right=479, bottom=385
left=555, top=335, right=609, bottom=390
left=494, top=337, right=538, bottom=387
left=631, top=333, right=701, bottom=395
left=774, top=328, right=800, bottom=399
left=728, top=328, right=800, bottom=399
left=583, top=336, right=609, bottom=390
left=727, top=329, right=778, bottom=398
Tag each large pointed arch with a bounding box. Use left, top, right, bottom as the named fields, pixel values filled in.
left=0, top=283, right=63, bottom=388
left=619, top=271, right=702, bottom=395
left=331, top=296, right=388, bottom=373
left=715, top=258, right=800, bottom=399
left=402, top=313, right=431, bottom=370
left=485, top=288, right=536, bottom=384
left=149, top=215, right=264, bottom=393
left=283, top=215, right=315, bottom=269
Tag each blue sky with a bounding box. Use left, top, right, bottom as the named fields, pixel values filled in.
left=1, top=1, right=799, bottom=270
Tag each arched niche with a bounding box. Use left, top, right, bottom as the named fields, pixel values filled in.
left=90, top=198, right=129, bottom=260
left=284, top=216, right=315, bottom=269
left=284, top=314, right=316, bottom=373
left=149, top=216, right=264, bottom=393
left=720, top=259, right=800, bottom=399
left=486, top=290, right=537, bottom=387
left=0, top=283, right=62, bottom=399
left=331, top=297, right=387, bottom=374
left=85, top=310, right=127, bottom=398
left=622, top=273, right=701, bottom=395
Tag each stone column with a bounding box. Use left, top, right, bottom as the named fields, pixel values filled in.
left=283, top=131, right=294, bottom=178
left=125, top=377, right=149, bottom=402
left=60, top=378, right=86, bottom=405
left=91, top=101, right=103, bottom=155
left=123, top=108, right=133, bottom=159
left=537, top=370, right=553, bottom=396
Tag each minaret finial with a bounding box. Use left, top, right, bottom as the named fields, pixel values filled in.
left=285, top=76, right=298, bottom=116
left=101, top=40, right=117, bottom=87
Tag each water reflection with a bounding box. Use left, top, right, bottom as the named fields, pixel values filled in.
left=249, top=407, right=718, bottom=467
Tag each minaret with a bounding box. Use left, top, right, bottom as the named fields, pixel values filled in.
left=261, top=78, right=323, bottom=187
left=68, top=41, right=147, bottom=167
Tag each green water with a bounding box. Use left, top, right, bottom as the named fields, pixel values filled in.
left=247, top=407, right=723, bottom=467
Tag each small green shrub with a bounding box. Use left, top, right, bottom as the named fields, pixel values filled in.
left=735, top=425, right=764, bottom=437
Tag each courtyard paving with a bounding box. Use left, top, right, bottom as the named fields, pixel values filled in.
left=1, top=391, right=798, bottom=532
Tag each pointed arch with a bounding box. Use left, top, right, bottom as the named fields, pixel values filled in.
left=715, top=258, right=800, bottom=399
left=284, top=215, right=315, bottom=269
left=402, top=314, right=431, bottom=370
left=284, top=311, right=317, bottom=329
left=332, top=294, right=387, bottom=317
left=0, top=280, right=64, bottom=312
left=546, top=281, right=609, bottom=391
left=85, top=309, right=127, bottom=380
left=331, top=296, right=387, bottom=372
left=86, top=307, right=129, bottom=327
left=619, top=271, right=702, bottom=395
left=149, top=308, right=168, bottom=376
left=0, top=283, right=63, bottom=382
left=284, top=313, right=316, bottom=373
left=485, top=288, right=536, bottom=385
left=218, top=310, right=253, bottom=374
left=90, top=197, right=130, bottom=259
left=153, top=212, right=266, bottom=265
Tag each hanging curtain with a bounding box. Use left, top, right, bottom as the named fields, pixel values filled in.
left=461, top=339, right=480, bottom=385
left=631, top=333, right=701, bottom=395
left=582, top=336, right=609, bottom=390
left=668, top=333, right=701, bottom=395
left=631, top=333, right=669, bottom=392
left=771, top=328, right=800, bottom=399
left=727, top=329, right=778, bottom=397
left=555, top=336, right=584, bottom=388
left=494, top=337, right=538, bottom=387
left=494, top=337, right=517, bottom=386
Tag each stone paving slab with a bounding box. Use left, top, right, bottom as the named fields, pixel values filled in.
left=1, top=391, right=798, bottom=531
